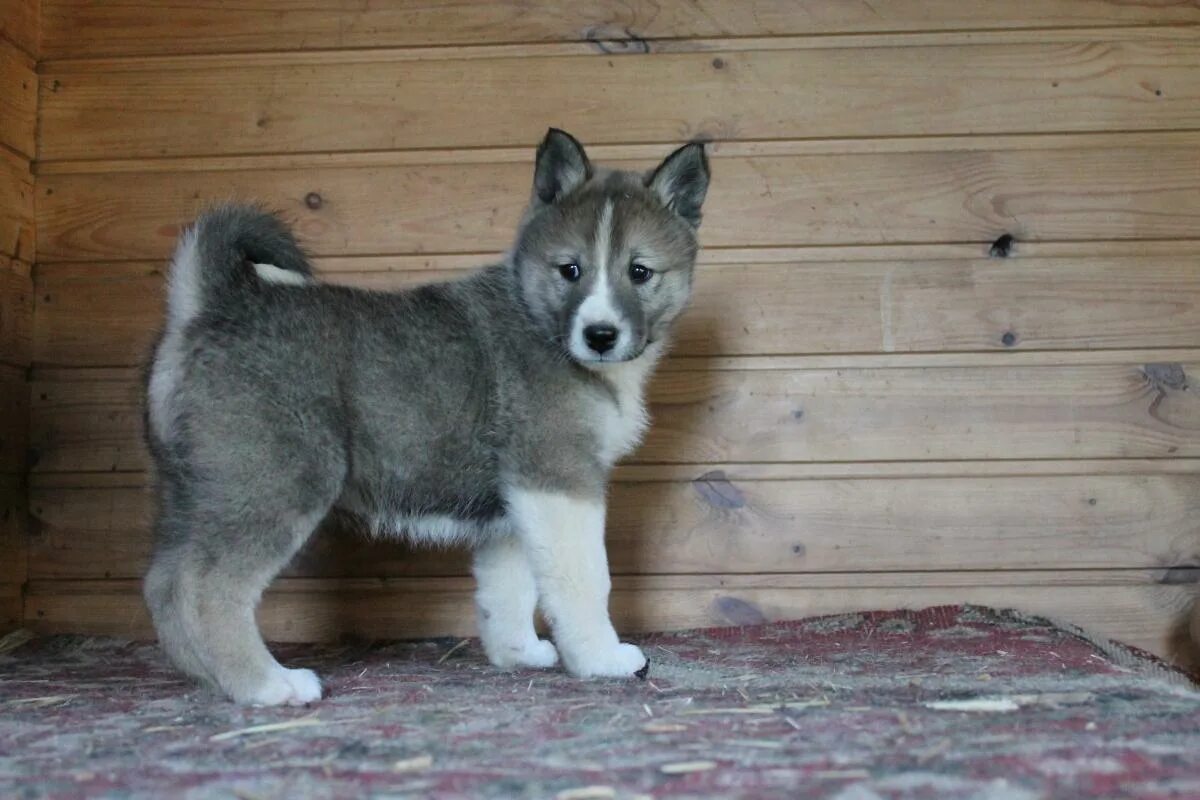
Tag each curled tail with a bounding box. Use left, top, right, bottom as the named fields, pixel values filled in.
left=165, top=203, right=312, bottom=331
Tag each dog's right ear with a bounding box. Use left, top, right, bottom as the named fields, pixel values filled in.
left=533, top=128, right=592, bottom=205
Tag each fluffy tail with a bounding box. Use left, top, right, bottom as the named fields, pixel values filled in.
left=165, top=203, right=312, bottom=330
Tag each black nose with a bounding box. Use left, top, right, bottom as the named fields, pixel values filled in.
left=583, top=324, right=619, bottom=354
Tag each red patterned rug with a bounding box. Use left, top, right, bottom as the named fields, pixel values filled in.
left=2, top=606, right=1198, bottom=799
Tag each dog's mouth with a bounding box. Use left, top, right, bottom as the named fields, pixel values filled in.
left=578, top=350, right=642, bottom=366
left=572, top=338, right=654, bottom=367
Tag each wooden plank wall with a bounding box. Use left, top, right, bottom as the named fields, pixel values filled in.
left=0, top=0, right=36, bottom=632
left=28, top=1, right=1200, bottom=667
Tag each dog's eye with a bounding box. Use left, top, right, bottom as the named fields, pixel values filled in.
left=629, top=264, right=654, bottom=285
left=557, top=263, right=581, bottom=282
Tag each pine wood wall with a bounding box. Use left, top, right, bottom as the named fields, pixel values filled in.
left=15, top=1, right=1200, bottom=667
left=0, top=0, right=36, bottom=633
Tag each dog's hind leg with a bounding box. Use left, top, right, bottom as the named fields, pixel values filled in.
left=145, top=543, right=216, bottom=687
left=175, top=505, right=329, bottom=705
left=144, top=473, right=219, bottom=686
left=146, top=464, right=341, bottom=706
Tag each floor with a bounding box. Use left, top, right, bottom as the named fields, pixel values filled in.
left=2, top=606, right=1198, bottom=799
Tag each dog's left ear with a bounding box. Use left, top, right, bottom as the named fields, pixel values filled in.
left=647, top=142, right=710, bottom=228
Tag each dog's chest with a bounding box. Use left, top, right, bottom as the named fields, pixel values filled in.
left=591, top=359, right=654, bottom=465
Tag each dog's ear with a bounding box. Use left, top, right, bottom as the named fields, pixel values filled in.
left=533, top=128, right=592, bottom=205
left=647, top=142, right=710, bottom=228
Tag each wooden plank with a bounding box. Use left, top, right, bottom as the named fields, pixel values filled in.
left=35, top=137, right=1200, bottom=261
left=663, top=350, right=1200, bottom=371
left=1, top=257, right=31, bottom=347
left=27, top=458, right=1200, bottom=489
left=0, top=0, right=38, bottom=59
left=0, top=364, right=27, bottom=474
left=35, top=130, right=1200, bottom=175
left=27, top=359, right=1200, bottom=473
left=0, top=582, right=19, bottom=633
left=0, top=474, right=23, bottom=585
left=26, top=473, right=1200, bottom=581
left=0, top=40, right=35, bottom=160
left=37, top=38, right=1200, bottom=160
left=645, top=363, right=1200, bottom=463
left=0, top=149, right=33, bottom=262
left=29, top=458, right=1200, bottom=489
left=22, top=572, right=1198, bottom=668
left=33, top=350, right=1200, bottom=381
left=0, top=257, right=30, bottom=367
left=32, top=255, right=1200, bottom=368
left=36, top=27, right=1200, bottom=73
left=37, top=1, right=1200, bottom=59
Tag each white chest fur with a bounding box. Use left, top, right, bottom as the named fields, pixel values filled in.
left=589, top=344, right=662, bottom=466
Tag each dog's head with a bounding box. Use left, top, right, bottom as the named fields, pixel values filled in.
left=510, top=129, right=709, bottom=366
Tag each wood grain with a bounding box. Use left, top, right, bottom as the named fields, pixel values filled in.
left=0, top=0, right=32, bottom=636
left=22, top=572, right=1198, bottom=667
left=38, top=38, right=1200, bottom=160
left=0, top=146, right=33, bottom=263
left=0, top=474, right=23, bottom=584
left=27, top=359, right=1200, bottom=473
left=0, top=581, right=19, bottom=633
left=0, top=40, right=35, bottom=160
left=32, top=255, right=1200, bottom=368
left=36, top=137, right=1200, bottom=261
left=40, top=0, right=1200, bottom=58
left=0, top=364, right=28, bottom=474
left=0, top=257, right=30, bottom=368
left=0, top=0, right=38, bottom=58
left=34, top=131, right=1200, bottom=175
left=32, top=458, right=1200, bottom=486
left=26, top=473, right=1200, bottom=581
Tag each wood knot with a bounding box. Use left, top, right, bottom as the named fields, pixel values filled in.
left=304, top=192, right=323, bottom=210
left=712, top=57, right=725, bottom=70
left=989, top=233, right=1015, bottom=258
left=713, top=596, right=767, bottom=626
left=1158, top=565, right=1200, bottom=585
left=693, top=470, right=746, bottom=509
left=582, top=24, right=650, bottom=55
left=1143, top=363, right=1187, bottom=392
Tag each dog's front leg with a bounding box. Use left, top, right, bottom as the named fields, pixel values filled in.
left=473, top=534, right=559, bottom=669
left=506, top=487, right=647, bottom=678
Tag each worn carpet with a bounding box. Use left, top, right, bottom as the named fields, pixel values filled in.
left=1, top=605, right=1198, bottom=799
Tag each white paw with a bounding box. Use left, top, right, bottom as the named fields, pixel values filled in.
left=486, top=638, right=560, bottom=670
left=281, top=667, right=323, bottom=704
left=235, top=666, right=323, bottom=706
left=567, top=642, right=647, bottom=679
left=518, top=639, right=560, bottom=668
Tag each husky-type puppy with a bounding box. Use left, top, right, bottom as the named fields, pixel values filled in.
left=143, top=129, right=710, bottom=705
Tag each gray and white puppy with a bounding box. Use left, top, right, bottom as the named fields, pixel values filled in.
left=143, top=129, right=710, bottom=705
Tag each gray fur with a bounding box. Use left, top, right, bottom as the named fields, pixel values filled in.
left=143, top=130, right=709, bottom=703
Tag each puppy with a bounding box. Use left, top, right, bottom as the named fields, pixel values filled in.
left=143, top=129, right=710, bottom=704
